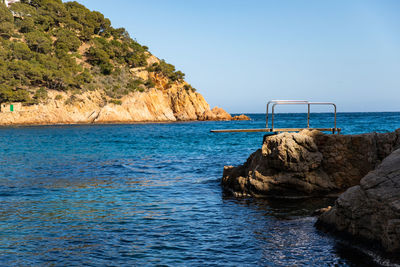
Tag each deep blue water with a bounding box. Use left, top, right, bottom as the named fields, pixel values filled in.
left=0, top=112, right=399, bottom=266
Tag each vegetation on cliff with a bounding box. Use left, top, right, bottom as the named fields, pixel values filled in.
left=0, top=0, right=191, bottom=104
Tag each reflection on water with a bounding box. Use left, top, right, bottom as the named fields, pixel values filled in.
left=1, top=113, right=400, bottom=265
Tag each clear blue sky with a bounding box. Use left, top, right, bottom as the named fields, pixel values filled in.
left=75, top=0, right=400, bottom=113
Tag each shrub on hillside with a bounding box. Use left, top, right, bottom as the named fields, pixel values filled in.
left=0, top=0, right=189, bottom=105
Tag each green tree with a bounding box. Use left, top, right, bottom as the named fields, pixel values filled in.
left=33, top=87, right=48, bottom=102
left=0, top=4, right=13, bottom=23
left=0, top=22, right=14, bottom=39
left=148, top=60, right=185, bottom=81
left=17, top=17, right=35, bottom=33
left=0, top=0, right=191, bottom=105
left=0, top=84, right=30, bottom=103
left=10, top=1, right=37, bottom=34
left=0, top=4, right=14, bottom=39
left=54, top=28, right=81, bottom=52
left=86, top=46, right=114, bottom=75
left=11, top=42, right=32, bottom=60
left=25, top=30, right=52, bottom=53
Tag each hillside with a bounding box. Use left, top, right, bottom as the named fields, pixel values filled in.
left=0, top=0, right=246, bottom=124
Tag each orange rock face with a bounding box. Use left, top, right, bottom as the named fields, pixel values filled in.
left=0, top=54, right=241, bottom=125
left=232, top=114, right=250, bottom=121
left=0, top=89, right=238, bottom=125
left=210, top=107, right=232, bottom=121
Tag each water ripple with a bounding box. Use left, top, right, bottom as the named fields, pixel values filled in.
left=1, top=113, right=400, bottom=266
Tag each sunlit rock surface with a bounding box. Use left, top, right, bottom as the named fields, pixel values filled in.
left=222, top=129, right=400, bottom=197
left=0, top=87, right=247, bottom=125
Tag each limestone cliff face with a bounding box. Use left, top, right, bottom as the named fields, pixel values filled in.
left=0, top=86, right=235, bottom=125
left=0, top=2, right=249, bottom=126
left=0, top=50, right=247, bottom=125
left=222, top=129, right=400, bottom=198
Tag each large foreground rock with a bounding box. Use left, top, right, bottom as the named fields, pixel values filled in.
left=222, top=129, right=400, bottom=197
left=316, top=148, right=400, bottom=253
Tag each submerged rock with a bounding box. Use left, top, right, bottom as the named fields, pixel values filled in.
left=222, top=129, right=400, bottom=198
left=316, top=148, right=400, bottom=254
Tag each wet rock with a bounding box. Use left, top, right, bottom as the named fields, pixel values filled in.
left=316, top=148, right=400, bottom=253
left=222, top=129, right=400, bottom=197
left=312, top=206, right=332, bottom=216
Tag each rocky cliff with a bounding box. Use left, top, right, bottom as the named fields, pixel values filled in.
left=0, top=85, right=241, bottom=125
left=0, top=1, right=250, bottom=125
left=316, top=148, right=400, bottom=254
left=0, top=52, right=249, bottom=125
left=222, top=129, right=400, bottom=198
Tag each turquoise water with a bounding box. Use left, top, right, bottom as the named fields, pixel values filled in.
left=0, top=112, right=399, bottom=266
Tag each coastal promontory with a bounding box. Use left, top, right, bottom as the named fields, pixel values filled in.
left=0, top=0, right=245, bottom=125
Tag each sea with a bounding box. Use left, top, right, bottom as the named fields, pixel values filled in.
left=1, top=112, right=399, bottom=266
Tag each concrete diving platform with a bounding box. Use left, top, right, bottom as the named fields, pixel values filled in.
left=211, top=128, right=341, bottom=134
left=211, top=100, right=341, bottom=134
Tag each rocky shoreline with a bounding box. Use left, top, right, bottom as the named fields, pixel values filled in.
left=316, top=147, right=400, bottom=255
left=221, top=129, right=400, bottom=255
left=0, top=88, right=249, bottom=126
left=222, top=129, right=400, bottom=198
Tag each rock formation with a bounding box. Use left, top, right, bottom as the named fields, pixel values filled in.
left=0, top=88, right=241, bottom=125
left=0, top=54, right=247, bottom=125
left=0, top=2, right=249, bottom=126
left=222, top=129, right=400, bottom=198
left=316, top=148, right=400, bottom=254
left=232, top=114, right=251, bottom=121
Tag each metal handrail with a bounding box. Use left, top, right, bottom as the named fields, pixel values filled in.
left=211, top=100, right=340, bottom=134
left=266, top=100, right=337, bottom=131
left=266, top=100, right=308, bottom=128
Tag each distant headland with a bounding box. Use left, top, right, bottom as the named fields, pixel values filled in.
left=0, top=0, right=248, bottom=125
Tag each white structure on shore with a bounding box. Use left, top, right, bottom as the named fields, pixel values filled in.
left=2, top=0, right=20, bottom=7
